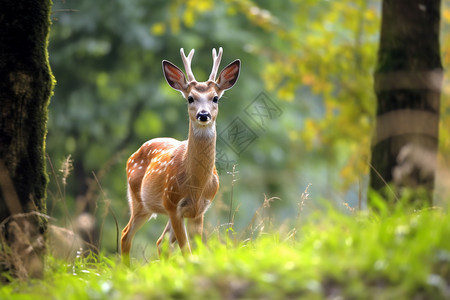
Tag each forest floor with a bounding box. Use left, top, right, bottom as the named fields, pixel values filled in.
left=1, top=200, right=450, bottom=299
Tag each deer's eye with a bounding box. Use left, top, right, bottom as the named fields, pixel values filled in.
left=212, top=96, right=219, bottom=103
left=187, top=96, right=194, bottom=104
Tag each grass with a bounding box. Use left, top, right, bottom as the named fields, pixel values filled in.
left=1, top=201, right=450, bottom=299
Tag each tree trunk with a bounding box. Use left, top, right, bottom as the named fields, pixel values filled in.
left=0, top=0, right=54, bottom=279
left=370, top=0, right=442, bottom=206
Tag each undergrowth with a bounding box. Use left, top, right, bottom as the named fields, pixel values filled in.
left=1, top=203, right=450, bottom=300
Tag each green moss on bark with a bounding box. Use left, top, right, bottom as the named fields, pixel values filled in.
left=0, top=0, right=55, bottom=279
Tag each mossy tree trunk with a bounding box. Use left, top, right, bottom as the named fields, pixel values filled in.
left=370, top=0, right=443, bottom=206
left=0, top=0, right=54, bottom=279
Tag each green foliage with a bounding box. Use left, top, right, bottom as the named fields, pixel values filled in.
left=2, top=206, right=450, bottom=299
left=257, top=0, right=380, bottom=189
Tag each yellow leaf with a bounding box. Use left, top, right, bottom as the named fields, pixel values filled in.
left=301, top=74, right=316, bottom=86
left=184, top=9, right=195, bottom=27
left=365, top=9, right=376, bottom=21
left=443, top=8, right=450, bottom=22
left=151, top=22, right=166, bottom=36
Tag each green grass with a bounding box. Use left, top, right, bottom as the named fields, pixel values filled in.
left=1, top=204, right=450, bottom=299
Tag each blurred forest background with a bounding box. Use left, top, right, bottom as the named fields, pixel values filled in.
left=46, top=0, right=450, bottom=255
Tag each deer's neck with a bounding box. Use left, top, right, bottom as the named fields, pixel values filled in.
left=185, top=122, right=216, bottom=187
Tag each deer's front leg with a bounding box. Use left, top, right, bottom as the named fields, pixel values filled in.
left=168, top=212, right=191, bottom=254
left=188, top=214, right=205, bottom=244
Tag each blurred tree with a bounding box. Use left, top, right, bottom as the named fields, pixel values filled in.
left=369, top=0, right=443, bottom=205
left=0, top=0, right=54, bottom=279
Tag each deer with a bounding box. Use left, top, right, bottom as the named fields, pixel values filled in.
left=120, top=47, right=240, bottom=265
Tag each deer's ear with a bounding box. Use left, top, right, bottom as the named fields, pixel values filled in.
left=216, top=59, right=240, bottom=91
left=162, top=60, right=188, bottom=92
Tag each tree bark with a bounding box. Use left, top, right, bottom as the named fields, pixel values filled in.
left=0, top=0, right=54, bottom=279
left=370, top=0, right=442, bottom=206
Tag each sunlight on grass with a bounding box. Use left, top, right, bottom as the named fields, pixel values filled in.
left=1, top=204, right=449, bottom=299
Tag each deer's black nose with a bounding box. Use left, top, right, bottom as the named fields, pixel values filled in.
left=197, top=111, right=211, bottom=122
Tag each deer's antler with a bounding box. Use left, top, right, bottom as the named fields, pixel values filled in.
left=180, top=48, right=196, bottom=82
left=209, top=47, right=223, bottom=81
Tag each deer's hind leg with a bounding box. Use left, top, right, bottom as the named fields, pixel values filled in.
left=121, top=187, right=153, bottom=265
